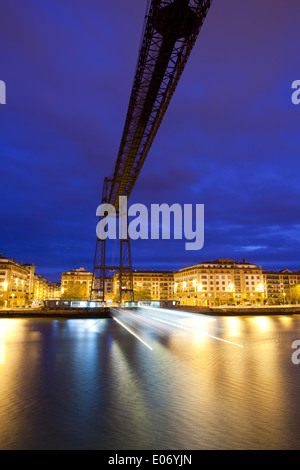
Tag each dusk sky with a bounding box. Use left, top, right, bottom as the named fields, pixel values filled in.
left=0, top=0, right=299, bottom=282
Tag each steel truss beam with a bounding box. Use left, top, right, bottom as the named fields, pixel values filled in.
left=91, top=0, right=212, bottom=302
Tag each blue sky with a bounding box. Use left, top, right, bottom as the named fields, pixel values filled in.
left=0, top=0, right=299, bottom=281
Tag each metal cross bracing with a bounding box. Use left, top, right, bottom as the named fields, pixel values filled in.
left=91, top=0, right=212, bottom=303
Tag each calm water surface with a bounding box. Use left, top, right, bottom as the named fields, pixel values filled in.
left=1, top=309, right=300, bottom=449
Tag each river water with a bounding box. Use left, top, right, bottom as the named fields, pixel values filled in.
left=0, top=309, right=300, bottom=449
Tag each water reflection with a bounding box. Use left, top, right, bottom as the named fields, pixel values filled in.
left=0, top=314, right=300, bottom=449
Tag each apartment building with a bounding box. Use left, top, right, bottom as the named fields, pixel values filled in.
left=23, top=263, right=36, bottom=302
left=61, top=268, right=93, bottom=300
left=0, top=256, right=31, bottom=308
left=0, top=255, right=62, bottom=308
left=61, top=267, right=114, bottom=300
left=47, top=282, right=61, bottom=300
left=263, top=269, right=300, bottom=301
left=33, top=275, right=61, bottom=303
left=174, top=259, right=265, bottom=306
left=113, top=269, right=175, bottom=301
left=92, top=277, right=114, bottom=299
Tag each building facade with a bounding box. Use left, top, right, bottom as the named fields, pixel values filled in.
left=0, top=256, right=31, bottom=308
left=174, top=259, right=265, bottom=306
left=61, top=267, right=113, bottom=300
left=113, top=270, right=175, bottom=301
left=61, top=268, right=93, bottom=300
left=1, top=253, right=300, bottom=308
left=47, top=282, right=61, bottom=300
left=0, top=255, right=61, bottom=308
left=263, top=269, right=300, bottom=302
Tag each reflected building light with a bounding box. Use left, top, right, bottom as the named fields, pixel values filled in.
left=0, top=339, right=5, bottom=365
left=249, top=316, right=271, bottom=332
left=0, top=319, right=22, bottom=364
left=192, top=329, right=209, bottom=344
left=279, top=316, right=292, bottom=327
left=225, top=316, right=241, bottom=337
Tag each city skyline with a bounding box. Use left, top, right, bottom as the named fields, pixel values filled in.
left=1, top=251, right=299, bottom=285
left=0, top=0, right=299, bottom=282
left=1, top=252, right=299, bottom=310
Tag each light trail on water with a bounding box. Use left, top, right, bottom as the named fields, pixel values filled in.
left=151, top=316, right=244, bottom=348
left=111, top=306, right=244, bottom=349
left=112, top=316, right=153, bottom=351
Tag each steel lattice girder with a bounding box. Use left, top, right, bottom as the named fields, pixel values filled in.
left=104, top=0, right=212, bottom=209
left=92, top=0, right=212, bottom=300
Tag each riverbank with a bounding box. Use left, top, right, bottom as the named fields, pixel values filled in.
left=0, top=308, right=111, bottom=318
left=0, top=305, right=299, bottom=318
left=172, top=305, right=300, bottom=316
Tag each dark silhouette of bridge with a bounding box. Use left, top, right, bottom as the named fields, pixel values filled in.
left=91, top=0, right=212, bottom=303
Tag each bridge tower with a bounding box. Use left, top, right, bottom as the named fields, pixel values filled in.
left=91, top=0, right=212, bottom=304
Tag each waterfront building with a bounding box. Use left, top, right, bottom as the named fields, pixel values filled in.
left=23, top=263, right=36, bottom=302
left=263, top=269, right=300, bottom=302
left=33, top=274, right=49, bottom=303
left=47, top=282, right=61, bottom=300
left=0, top=255, right=33, bottom=308
left=0, top=255, right=62, bottom=308
left=61, top=267, right=113, bottom=300
left=113, top=269, right=175, bottom=301
left=174, top=259, right=265, bottom=306
left=61, top=268, right=93, bottom=300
